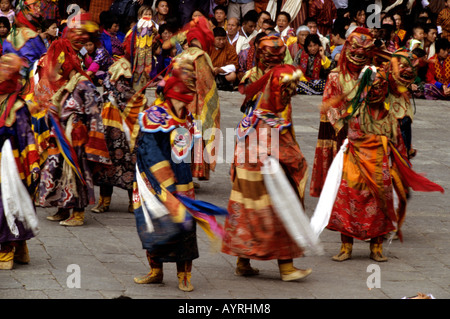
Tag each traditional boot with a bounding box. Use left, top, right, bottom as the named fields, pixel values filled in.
left=14, top=241, right=30, bottom=264
left=46, top=208, right=70, bottom=221
left=60, top=209, right=84, bottom=226
left=278, top=259, right=312, bottom=281
left=332, top=234, right=353, bottom=262
left=91, top=196, right=111, bottom=213
left=177, top=260, right=194, bottom=292
left=370, top=237, right=388, bottom=262
left=332, top=243, right=353, bottom=261
left=134, top=254, right=163, bottom=284
left=235, top=257, right=259, bottom=276
left=0, top=243, right=14, bottom=270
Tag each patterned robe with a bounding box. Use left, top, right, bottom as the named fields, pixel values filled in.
left=0, top=97, right=40, bottom=244
left=222, top=95, right=308, bottom=260
left=36, top=74, right=111, bottom=210
left=133, top=102, right=199, bottom=263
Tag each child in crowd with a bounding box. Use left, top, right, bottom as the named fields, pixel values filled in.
left=0, top=16, right=10, bottom=48
left=408, top=24, right=425, bottom=51
left=0, top=0, right=14, bottom=26
left=84, top=37, right=114, bottom=85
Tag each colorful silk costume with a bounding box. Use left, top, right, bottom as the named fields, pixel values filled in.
left=310, top=27, right=374, bottom=197
left=0, top=54, right=40, bottom=269
left=222, top=65, right=309, bottom=264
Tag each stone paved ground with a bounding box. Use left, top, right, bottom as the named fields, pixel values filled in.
left=1, top=90, right=449, bottom=303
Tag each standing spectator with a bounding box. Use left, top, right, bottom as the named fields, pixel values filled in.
left=424, top=38, right=450, bottom=100
left=330, top=22, right=346, bottom=62
left=309, top=0, right=337, bottom=37
left=100, top=12, right=126, bottom=58
left=239, top=9, right=258, bottom=41
left=210, top=26, right=239, bottom=90
left=254, top=0, right=269, bottom=13
left=40, top=0, right=60, bottom=22
left=393, top=11, right=407, bottom=46
left=227, top=16, right=250, bottom=54
left=349, top=5, right=366, bottom=28
left=153, top=0, right=170, bottom=28
left=437, top=0, right=450, bottom=42
left=0, top=0, right=14, bottom=26
left=228, top=0, right=255, bottom=20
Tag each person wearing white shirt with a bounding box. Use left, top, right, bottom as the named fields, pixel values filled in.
left=227, top=17, right=250, bottom=54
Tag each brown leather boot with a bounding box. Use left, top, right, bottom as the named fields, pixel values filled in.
left=235, top=257, right=259, bottom=276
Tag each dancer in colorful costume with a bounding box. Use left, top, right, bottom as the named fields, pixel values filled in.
left=171, top=16, right=220, bottom=182
left=309, top=27, right=374, bottom=197
left=2, top=0, right=45, bottom=68
left=384, top=49, right=419, bottom=160
left=33, top=13, right=111, bottom=226
left=222, top=64, right=313, bottom=281
left=315, top=66, right=444, bottom=262
left=91, top=56, right=148, bottom=214
left=0, top=54, right=40, bottom=269
left=133, top=60, right=227, bottom=292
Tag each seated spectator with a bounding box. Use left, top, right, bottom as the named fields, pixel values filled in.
left=240, top=10, right=259, bottom=41
left=260, top=18, right=275, bottom=34
left=237, top=31, right=266, bottom=82
left=330, top=22, right=346, bottom=62
left=213, top=5, right=227, bottom=29
left=424, top=23, right=438, bottom=59
left=294, top=33, right=331, bottom=95
left=275, top=11, right=296, bottom=45
left=84, top=37, right=114, bottom=85
left=210, top=27, right=239, bottom=91
left=256, top=10, right=271, bottom=32
left=153, top=0, right=169, bottom=28
left=378, top=23, right=399, bottom=53
left=305, top=17, right=330, bottom=53
left=227, top=17, right=250, bottom=55
left=424, top=38, right=450, bottom=100
left=0, top=16, right=10, bottom=49
left=410, top=47, right=428, bottom=99
left=101, top=12, right=126, bottom=58
left=288, top=25, right=310, bottom=62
